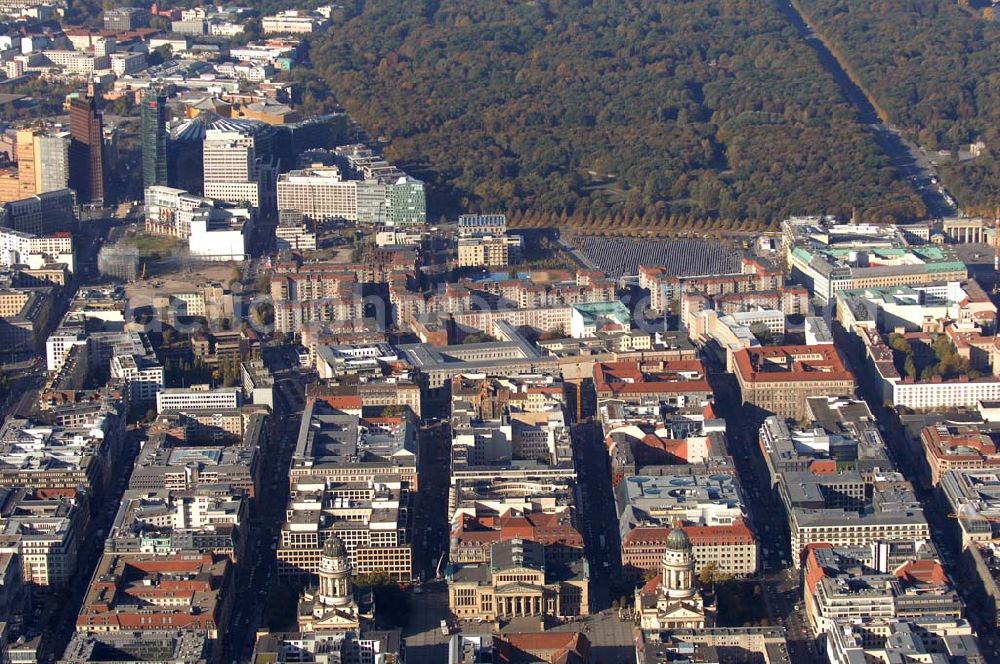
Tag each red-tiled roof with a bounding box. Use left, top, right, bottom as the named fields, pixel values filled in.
left=802, top=543, right=834, bottom=592
left=623, top=521, right=755, bottom=546
left=454, top=510, right=583, bottom=548
left=311, top=395, right=363, bottom=410
left=500, top=632, right=591, bottom=664
left=894, top=559, right=949, bottom=586
left=808, top=459, right=838, bottom=475
left=732, top=344, right=854, bottom=383
left=593, top=360, right=710, bottom=396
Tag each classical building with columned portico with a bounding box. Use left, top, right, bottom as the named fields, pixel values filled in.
left=446, top=538, right=589, bottom=621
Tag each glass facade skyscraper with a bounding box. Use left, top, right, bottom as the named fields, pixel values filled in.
left=141, top=90, right=168, bottom=188
left=69, top=96, right=104, bottom=204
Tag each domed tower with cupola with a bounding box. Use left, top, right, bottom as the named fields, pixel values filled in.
left=635, top=526, right=712, bottom=630
left=317, top=536, right=352, bottom=606
left=661, top=527, right=696, bottom=599
left=297, top=535, right=361, bottom=633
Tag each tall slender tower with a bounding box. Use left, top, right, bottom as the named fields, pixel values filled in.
left=69, top=96, right=105, bottom=204
left=141, top=90, right=168, bottom=188
left=635, top=525, right=710, bottom=629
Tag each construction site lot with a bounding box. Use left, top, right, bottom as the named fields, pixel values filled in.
left=124, top=262, right=240, bottom=305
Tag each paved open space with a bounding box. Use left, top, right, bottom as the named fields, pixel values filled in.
left=402, top=585, right=637, bottom=664
left=401, top=583, right=451, bottom=664
left=403, top=583, right=635, bottom=664
left=549, top=612, right=636, bottom=664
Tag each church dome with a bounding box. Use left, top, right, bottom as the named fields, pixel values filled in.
left=323, top=535, right=347, bottom=558
left=666, top=527, right=690, bottom=551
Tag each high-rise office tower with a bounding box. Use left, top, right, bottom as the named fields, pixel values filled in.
left=15, top=128, right=39, bottom=198
left=34, top=132, right=71, bottom=194
left=141, top=90, right=168, bottom=188
left=202, top=118, right=276, bottom=214
left=69, top=97, right=105, bottom=204
left=167, top=116, right=206, bottom=195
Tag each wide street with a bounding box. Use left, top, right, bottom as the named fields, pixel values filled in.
left=776, top=0, right=955, bottom=218
left=707, top=366, right=817, bottom=664
left=573, top=421, right=626, bottom=595
left=412, top=420, right=451, bottom=582
left=223, top=344, right=314, bottom=660
left=399, top=582, right=450, bottom=664
left=21, top=217, right=139, bottom=663
left=698, top=299, right=1000, bottom=664
left=856, top=375, right=1000, bottom=663
left=398, top=411, right=638, bottom=663
left=35, top=429, right=140, bottom=664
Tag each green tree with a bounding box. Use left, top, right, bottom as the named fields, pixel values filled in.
left=380, top=405, right=408, bottom=418
left=888, top=333, right=912, bottom=354
left=792, top=0, right=1000, bottom=215
left=221, top=360, right=234, bottom=387
left=304, top=0, right=924, bottom=226
left=255, top=271, right=272, bottom=294
left=699, top=561, right=720, bottom=587
left=538, top=325, right=567, bottom=341
left=254, top=302, right=275, bottom=328
left=147, top=45, right=172, bottom=68
left=354, top=571, right=411, bottom=627
left=749, top=323, right=774, bottom=346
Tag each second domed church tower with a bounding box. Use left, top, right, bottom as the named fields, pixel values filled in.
left=661, top=526, right=697, bottom=600
left=317, top=536, right=353, bottom=607
left=297, top=535, right=361, bottom=633
left=635, top=526, right=712, bottom=630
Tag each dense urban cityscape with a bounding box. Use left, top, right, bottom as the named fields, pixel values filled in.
left=0, top=0, right=998, bottom=663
